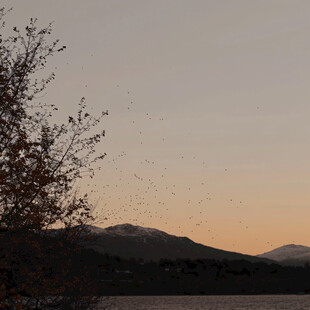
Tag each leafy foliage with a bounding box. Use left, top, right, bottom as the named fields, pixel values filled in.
left=0, top=7, right=108, bottom=309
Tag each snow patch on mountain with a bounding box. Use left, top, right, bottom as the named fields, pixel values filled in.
left=88, top=223, right=170, bottom=239
left=257, top=244, right=310, bottom=262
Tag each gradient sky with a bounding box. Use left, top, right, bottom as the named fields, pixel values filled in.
left=3, top=0, right=310, bottom=255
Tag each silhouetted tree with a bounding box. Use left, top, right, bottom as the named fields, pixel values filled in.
left=0, top=7, right=108, bottom=309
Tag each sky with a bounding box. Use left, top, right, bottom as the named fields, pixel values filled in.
left=2, top=0, right=310, bottom=255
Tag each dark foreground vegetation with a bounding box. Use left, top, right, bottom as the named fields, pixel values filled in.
left=0, top=6, right=107, bottom=309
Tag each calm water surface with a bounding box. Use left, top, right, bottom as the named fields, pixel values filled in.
left=102, top=295, right=310, bottom=310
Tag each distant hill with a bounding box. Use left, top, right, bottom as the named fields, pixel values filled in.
left=257, top=244, right=310, bottom=266
left=80, top=223, right=273, bottom=263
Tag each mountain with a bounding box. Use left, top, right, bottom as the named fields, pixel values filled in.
left=257, top=244, right=310, bottom=266
left=81, top=223, right=273, bottom=263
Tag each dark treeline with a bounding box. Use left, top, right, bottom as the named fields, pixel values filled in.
left=95, top=255, right=310, bottom=295
left=4, top=230, right=310, bottom=297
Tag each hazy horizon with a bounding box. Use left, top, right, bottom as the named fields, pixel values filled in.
left=3, top=0, right=310, bottom=255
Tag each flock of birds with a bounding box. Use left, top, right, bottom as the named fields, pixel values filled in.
left=58, top=59, right=277, bottom=251
left=80, top=80, right=258, bottom=250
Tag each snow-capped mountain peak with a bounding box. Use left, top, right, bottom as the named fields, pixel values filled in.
left=88, top=223, right=169, bottom=238
left=257, top=244, right=310, bottom=262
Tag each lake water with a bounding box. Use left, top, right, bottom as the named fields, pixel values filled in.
left=99, top=295, right=310, bottom=310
